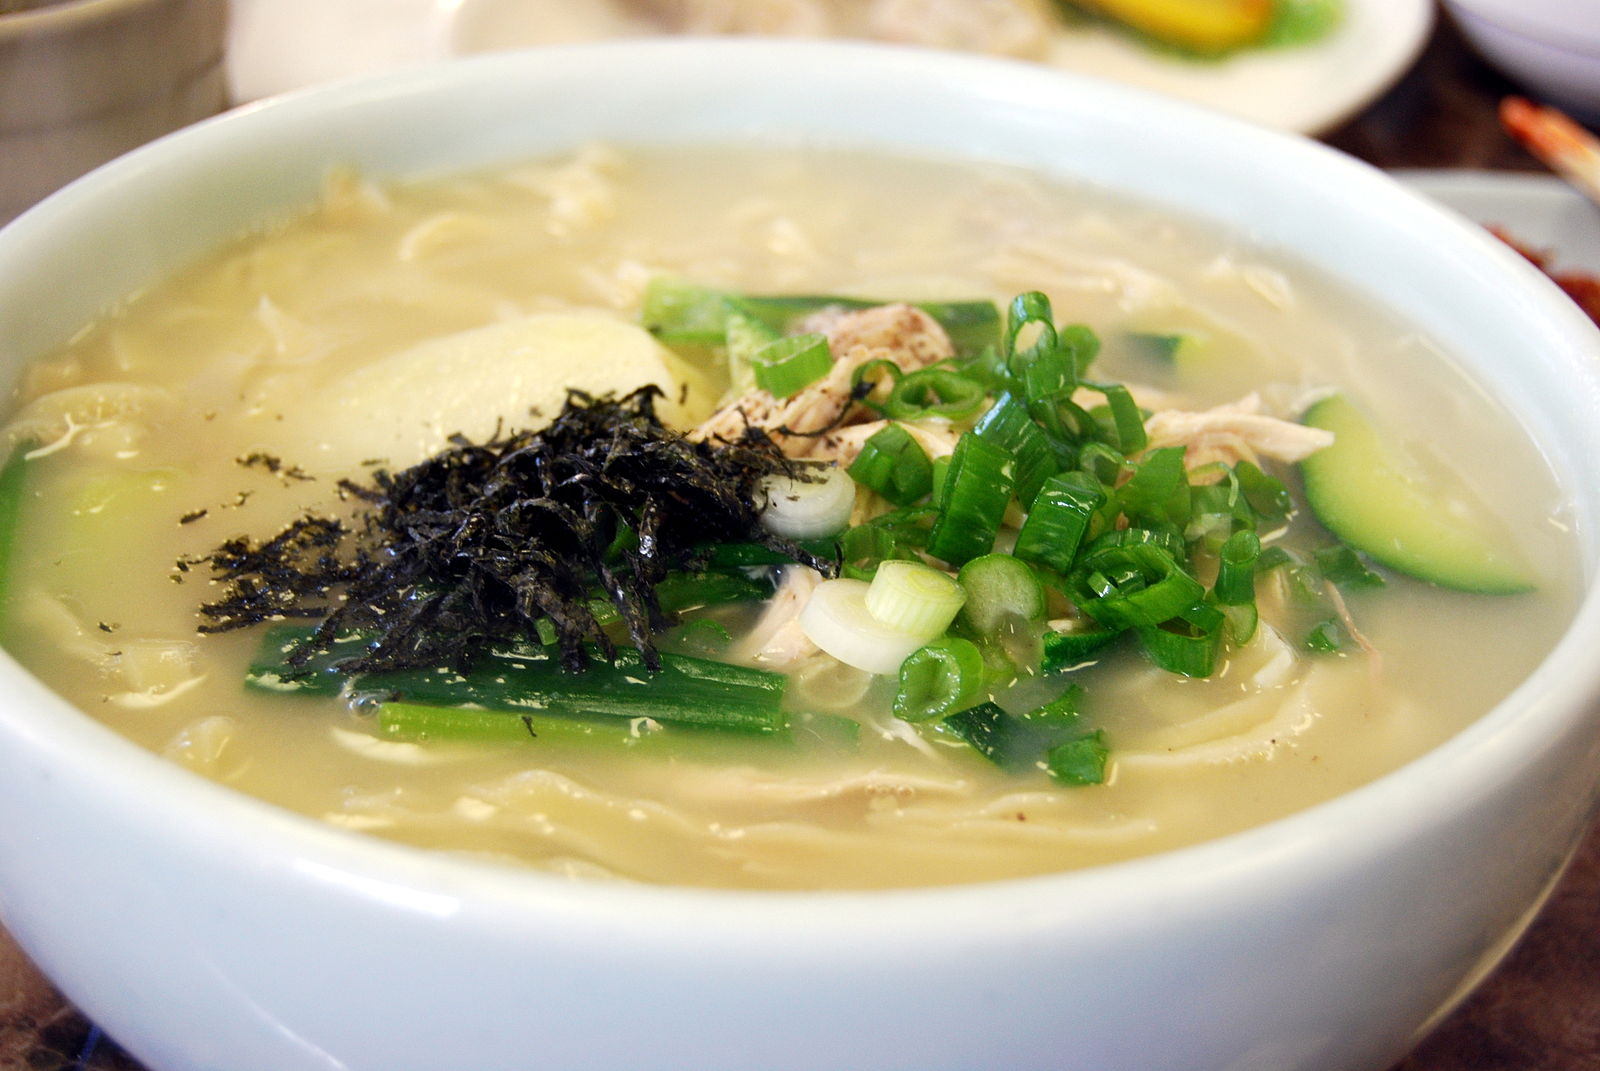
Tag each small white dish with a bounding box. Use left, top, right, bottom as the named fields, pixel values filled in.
left=1445, top=0, right=1600, bottom=122
left=1397, top=169, right=1600, bottom=271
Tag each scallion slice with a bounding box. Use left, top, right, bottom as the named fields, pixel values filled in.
left=865, top=560, right=966, bottom=636
left=798, top=577, right=933, bottom=676
left=1081, top=381, right=1148, bottom=454
left=640, top=277, right=734, bottom=343
left=847, top=423, right=933, bottom=506
left=1314, top=544, right=1387, bottom=590
left=1069, top=543, right=1205, bottom=630
left=973, top=392, right=1059, bottom=508
left=1137, top=601, right=1226, bottom=677
left=1041, top=625, right=1123, bottom=672
left=1214, top=530, right=1262, bottom=606
left=1013, top=471, right=1106, bottom=574
left=893, top=636, right=986, bottom=722
left=883, top=368, right=987, bottom=421
left=758, top=465, right=856, bottom=539
left=752, top=333, right=831, bottom=398
left=927, top=434, right=1014, bottom=566
left=1118, top=445, right=1190, bottom=528
left=956, top=553, right=1046, bottom=637
left=1046, top=730, right=1111, bottom=786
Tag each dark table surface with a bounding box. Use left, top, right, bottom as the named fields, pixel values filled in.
left=2, top=7, right=1598, bottom=1071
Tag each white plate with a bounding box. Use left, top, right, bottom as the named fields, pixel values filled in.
left=227, top=0, right=1432, bottom=134
left=1398, top=169, right=1600, bottom=273
left=1045, top=0, right=1433, bottom=133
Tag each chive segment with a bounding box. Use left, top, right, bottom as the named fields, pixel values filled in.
left=248, top=625, right=788, bottom=734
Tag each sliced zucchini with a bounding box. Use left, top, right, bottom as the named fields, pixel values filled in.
left=1299, top=395, right=1534, bottom=595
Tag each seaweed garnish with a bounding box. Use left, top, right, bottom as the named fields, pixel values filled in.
left=195, top=387, right=834, bottom=676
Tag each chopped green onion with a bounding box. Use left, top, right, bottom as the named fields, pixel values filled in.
left=1013, top=471, right=1106, bottom=574
left=929, top=455, right=952, bottom=507
left=1077, top=441, right=1127, bottom=486
left=942, top=701, right=1014, bottom=766
left=883, top=368, right=987, bottom=421
left=798, top=577, right=932, bottom=675
left=1019, top=346, right=1078, bottom=404
left=1005, top=292, right=1057, bottom=363
left=1046, top=730, right=1111, bottom=786
left=1137, top=601, right=1226, bottom=677
left=956, top=553, right=1046, bottom=637
left=758, top=464, right=856, bottom=539
left=865, top=560, right=966, bottom=636
left=1081, top=381, right=1147, bottom=454
left=1082, top=525, right=1188, bottom=566
left=725, top=310, right=781, bottom=394
left=1022, top=682, right=1085, bottom=726
left=973, top=392, right=1059, bottom=508
left=847, top=423, right=933, bottom=506
left=1069, top=543, right=1205, bottom=630
left=1236, top=460, right=1293, bottom=523
left=1314, top=544, right=1387, bottom=590
left=1041, top=625, right=1123, bottom=672
left=752, top=333, right=831, bottom=398
left=1117, top=446, right=1190, bottom=528
left=1304, top=618, right=1351, bottom=652
left=849, top=357, right=904, bottom=412
left=943, top=696, right=1110, bottom=786
left=1213, top=530, right=1262, bottom=606
left=640, top=277, right=734, bottom=343
left=893, top=636, right=986, bottom=722
left=927, top=434, right=1014, bottom=566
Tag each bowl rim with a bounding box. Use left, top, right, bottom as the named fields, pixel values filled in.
left=3, top=36, right=1600, bottom=931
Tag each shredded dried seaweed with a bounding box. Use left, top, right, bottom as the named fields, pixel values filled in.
left=196, top=387, right=833, bottom=674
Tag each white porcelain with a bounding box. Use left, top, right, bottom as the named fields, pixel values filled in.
left=225, top=0, right=1431, bottom=134
left=1, top=40, right=1600, bottom=1071
left=1446, top=0, right=1600, bottom=121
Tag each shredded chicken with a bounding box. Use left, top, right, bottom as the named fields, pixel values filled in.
left=730, top=565, right=823, bottom=668
left=693, top=302, right=955, bottom=456
left=1142, top=392, right=1334, bottom=476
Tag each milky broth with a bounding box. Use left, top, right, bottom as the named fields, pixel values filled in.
left=0, top=145, right=1577, bottom=889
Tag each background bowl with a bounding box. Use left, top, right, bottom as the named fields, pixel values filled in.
left=1, top=39, right=1599, bottom=1071
left=0, top=0, right=228, bottom=224
left=1444, top=0, right=1600, bottom=121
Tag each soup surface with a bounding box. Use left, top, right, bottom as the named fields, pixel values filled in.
left=0, top=145, right=1577, bottom=889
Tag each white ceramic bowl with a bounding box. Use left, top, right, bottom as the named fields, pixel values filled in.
left=1446, top=0, right=1600, bottom=121
left=1, top=40, right=1600, bottom=1071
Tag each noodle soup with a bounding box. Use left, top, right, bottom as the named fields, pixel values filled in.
left=0, top=144, right=1576, bottom=890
